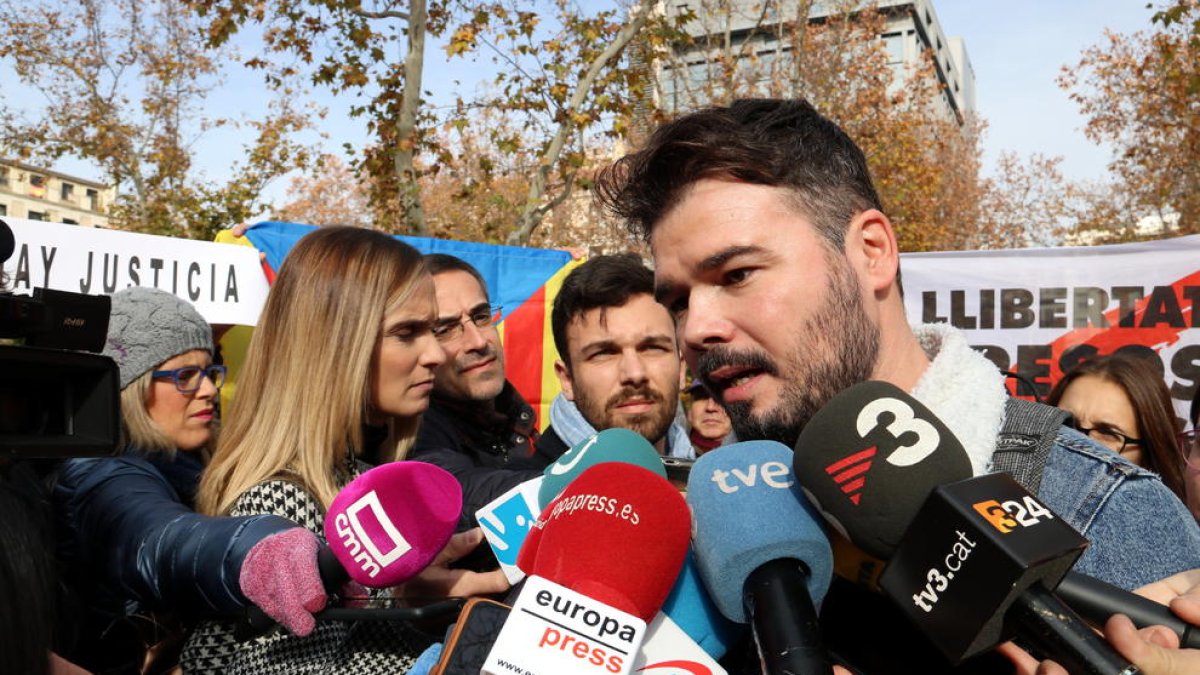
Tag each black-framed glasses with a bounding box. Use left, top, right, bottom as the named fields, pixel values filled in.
left=151, top=364, right=227, bottom=394
left=433, top=305, right=502, bottom=343
left=1069, top=419, right=1142, bottom=453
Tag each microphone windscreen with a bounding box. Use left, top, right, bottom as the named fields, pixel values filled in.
left=323, top=461, right=462, bottom=587
left=525, top=462, right=690, bottom=622
left=661, top=550, right=743, bottom=658
left=538, top=428, right=666, bottom=509
left=687, top=441, right=833, bottom=623
left=793, top=380, right=972, bottom=559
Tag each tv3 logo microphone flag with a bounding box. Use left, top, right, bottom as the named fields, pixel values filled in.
left=795, top=381, right=971, bottom=560
left=820, top=391, right=949, bottom=502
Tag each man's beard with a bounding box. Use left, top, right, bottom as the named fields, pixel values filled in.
left=698, top=257, right=879, bottom=446
left=575, top=383, right=677, bottom=447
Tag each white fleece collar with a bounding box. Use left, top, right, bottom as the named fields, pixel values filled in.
left=909, top=323, right=1008, bottom=476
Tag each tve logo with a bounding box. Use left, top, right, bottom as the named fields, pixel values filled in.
left=331, top=490, right=412, bottom=579
left=972, top=495, right=1054, bottom=534
left=710, top=461, right=793, bottom=494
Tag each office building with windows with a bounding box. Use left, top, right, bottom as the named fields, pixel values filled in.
left=0, top=160, right=115, bottom=227
left=656, top=0, right=974, bottom=123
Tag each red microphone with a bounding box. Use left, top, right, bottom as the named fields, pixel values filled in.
left=488, top=463, right=690, bottom=675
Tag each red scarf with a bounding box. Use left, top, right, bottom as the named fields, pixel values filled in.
left=689, top=428, right=723, bottom=454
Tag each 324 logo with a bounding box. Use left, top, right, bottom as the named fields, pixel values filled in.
left=972, top=495, right=1054, bottom=534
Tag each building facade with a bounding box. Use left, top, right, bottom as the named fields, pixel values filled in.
left=657, top=0, right=974, bottom=123
left=0, top=160, right=115, bottom=227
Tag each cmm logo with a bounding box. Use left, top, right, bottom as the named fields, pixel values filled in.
left=332, top=490, right=413, bottom=578
left=972, top=495, right=1054, bottom=534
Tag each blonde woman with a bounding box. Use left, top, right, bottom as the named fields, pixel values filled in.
left=183, top=227, right=457, bottom=673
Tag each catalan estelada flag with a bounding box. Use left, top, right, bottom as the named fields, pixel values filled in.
left=215, top=221, right=581, bottom=431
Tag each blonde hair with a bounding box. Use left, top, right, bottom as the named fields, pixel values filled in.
left=198, top=227, right=428, bottom=515
left=120, top=371, right=176, bottom=456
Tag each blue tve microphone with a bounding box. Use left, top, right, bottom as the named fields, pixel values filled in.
left=687, top=441, right=835, bottom=675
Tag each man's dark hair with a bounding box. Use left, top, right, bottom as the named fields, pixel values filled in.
left=424, top=253, right=490, bottom=303
left=594, top=98, right=883, bottom=251
left=552, top=253, right=655, bottom=370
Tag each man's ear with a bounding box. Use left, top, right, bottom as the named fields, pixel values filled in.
left=554, top=359, right=576, bottom=401
left=848, top=208, right=900, bottom=293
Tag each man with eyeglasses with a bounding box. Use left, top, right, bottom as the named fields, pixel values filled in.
left=412, top=255, right=558, bottom=531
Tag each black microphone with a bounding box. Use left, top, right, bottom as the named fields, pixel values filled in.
left=1057, top=571, right=1200, bottom=649
left=794, top=381, right=1137, bottom=675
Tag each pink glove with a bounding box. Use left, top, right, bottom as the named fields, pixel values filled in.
left=239, top=528, right=328, bottom=636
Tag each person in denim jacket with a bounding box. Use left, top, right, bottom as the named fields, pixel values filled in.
left=594, top=98, right=1200, bottom=673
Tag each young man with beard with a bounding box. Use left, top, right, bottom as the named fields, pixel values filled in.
left=595, top=98, right=1200, bottom=673
left=543, top=254, right=692, bottom=458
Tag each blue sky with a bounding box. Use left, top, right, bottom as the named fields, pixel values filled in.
left=934, top=1, right=1159, bottom=182
left=18, top=1, right=1164, bottom=208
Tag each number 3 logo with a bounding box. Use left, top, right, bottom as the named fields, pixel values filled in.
left=856, top=397, right=940, bottom=467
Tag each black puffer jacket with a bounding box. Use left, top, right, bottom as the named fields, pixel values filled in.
left=54, top=451, right=295, bottom=644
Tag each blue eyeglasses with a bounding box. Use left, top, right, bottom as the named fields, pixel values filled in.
left=152, top=364, right=227, bottom=394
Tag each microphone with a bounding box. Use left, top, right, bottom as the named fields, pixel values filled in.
left=323, top=460, right=462, bottom=587
left=476, top=428, right=668, bottom=584
left=686, top=441, right=835, bottom=675
left=660, top=551, right=743, bottom=659
left=793, top=381, right=1136, bottom=674
left=485, top=462, right=690, bottom=675
left=240, top=461, right=463, bottom=637
left=1056, top=571, right=1200, bottom=649
left=476, top=477, right=544, bottom=583
left=537, top=427, right=667, bottom=509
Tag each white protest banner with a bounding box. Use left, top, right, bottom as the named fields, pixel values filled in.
left=2, top=217, right=269, bottom=325
left=901, top=234, right=1200, bottom=419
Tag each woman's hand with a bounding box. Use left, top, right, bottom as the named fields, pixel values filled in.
left=397, top=528, right=511, bottom=602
